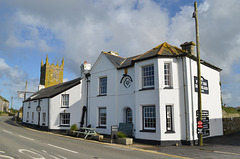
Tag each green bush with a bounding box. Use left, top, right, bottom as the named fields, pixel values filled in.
left=117, top=131, right=127, bottom=138
left=222, top=106, right=239, bottom=114
left=70, top=124, right=78, bottom=131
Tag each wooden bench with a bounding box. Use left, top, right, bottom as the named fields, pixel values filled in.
left=76, top=127, right=97, bottom=139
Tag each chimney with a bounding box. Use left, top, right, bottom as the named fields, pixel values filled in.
left=180, top=41, right=196, bottom=56
left=108, top=51, right=119, bottom=56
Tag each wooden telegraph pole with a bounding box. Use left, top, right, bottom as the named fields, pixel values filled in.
left=193, top=1, right=203, bottom=146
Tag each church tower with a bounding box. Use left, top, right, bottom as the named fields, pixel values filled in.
left=39, top=55, right=64, bottom=89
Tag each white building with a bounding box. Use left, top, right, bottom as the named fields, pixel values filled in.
left=22, top=41, right=223, bottom=145
left=22, top=78, right=87, bottom=131
left=87, top=41, right=223, bottom=145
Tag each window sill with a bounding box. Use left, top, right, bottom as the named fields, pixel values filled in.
left=164, top=87, right=173, bottom=89
left=61, top=107, right=69, bottom=108
left=97, top=94, right=107, bottom=97
left=96, top=126, right=106, bottom=129
left=139, top=87, right=154, bottom=91
left=59, top=125, right=70, bottom=127
left=140, top=130, right=156, bottom=133
left=165, top=130, right=175, bottom=134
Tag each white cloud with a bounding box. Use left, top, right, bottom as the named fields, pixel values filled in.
left=1, top=0, right=240, bottom=107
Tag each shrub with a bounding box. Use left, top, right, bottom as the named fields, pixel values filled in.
left=70, top=124, right=78, bottom=131
left=117, top=131, right=127, bottom=138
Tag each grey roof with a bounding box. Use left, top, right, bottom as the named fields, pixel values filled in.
left=24, top=77, right=81, bottom=102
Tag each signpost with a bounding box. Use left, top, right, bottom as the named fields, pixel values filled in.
left=196, top=110, right=210, bottom=137
left=111, top=125, right=118, bottom=144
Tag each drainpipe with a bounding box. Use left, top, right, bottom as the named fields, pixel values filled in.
left=181, top=57, right=189, bottom=142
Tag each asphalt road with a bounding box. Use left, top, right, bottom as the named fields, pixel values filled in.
left=0, top=116, right=187, bottom=159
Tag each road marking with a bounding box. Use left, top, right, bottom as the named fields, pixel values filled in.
left=47, top=144, right=78, bottom=154
left=18, top=123, right=190, bottom=158
left=2, top=130, right=13, bottom=134
left=104, top=145, right=133, bottom=151
left=0, top=151, right=5, bottom=153
left=0, top=154, right=14, bottom=159
left=18, top=149, right=45, bottom=159
left=56, top=155, right=68, bottom=159
left=19, top=135, right=35, bottom=141
left=214, top=150, right=240, bottom=156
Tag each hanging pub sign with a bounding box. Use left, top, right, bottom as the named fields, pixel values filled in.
left=194, top=76, right=209, bottom=94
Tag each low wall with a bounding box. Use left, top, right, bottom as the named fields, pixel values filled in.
left=222, top=110, right=240, bottom=135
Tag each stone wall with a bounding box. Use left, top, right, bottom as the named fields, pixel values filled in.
left=222, top=110, right=240, bottom=135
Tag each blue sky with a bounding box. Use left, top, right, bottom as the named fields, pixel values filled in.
left=0, top=0, right=240, bottom=110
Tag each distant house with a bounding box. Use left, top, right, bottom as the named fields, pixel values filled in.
left=0, top=96, right=9, bottom=112
left=22, top=78, right=86, bottom=131
left=87, top=41, right=223, bottom=145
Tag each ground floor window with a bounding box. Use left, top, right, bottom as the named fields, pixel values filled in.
left=143, top=106, right=156, bottom=130
left=99, top=107, right=106, bottom=127
left=60, top=113, right=70, bottom=126
left=32, top=112, right=34, bottom=123
left=42, top=112, right=46, bottom=125
left=126, top=108, right=132, bottom=123
left=166, top=105, right=173, bottom=132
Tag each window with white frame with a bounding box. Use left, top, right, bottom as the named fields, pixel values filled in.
left=142, top=65, right=154, bottom=88
left=60, top=113, right=70, bottom=126
left=42, top=112, right=46, bottom=125
left=166, top=105, right=173, bottom=132
left=164, top=63, right=171, bottom=88
left=62, top=94, right=69, bottom=107
left=27, top=112, right=29, bottom=121
left=143, top=106, right=156, bottom=130
left=32, top=112, right=34, bottom=123
left=126, top=108, right=132, bottom=123
left=99, top=107, right=106, bottom=127
left=99, top=77, right=107, bottom=95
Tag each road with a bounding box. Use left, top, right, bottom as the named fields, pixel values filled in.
left=0, top=116, right=187, bottom=159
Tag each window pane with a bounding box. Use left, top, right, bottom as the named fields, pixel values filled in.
left=166, top=105, right=173, bottom=131
left=142, top=65, right=154, bottom=87
left=164, top=63, right=171, bottom=87
left=99, top=108, right=107, bottom=126
left=100, top=77, right=107, bottom=95
left=62, top=94, right=69, bottom=107
left=143, top=106, right=156, bottom=130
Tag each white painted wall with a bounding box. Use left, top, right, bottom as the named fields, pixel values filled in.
left=49, top=81, right=84, bottom=130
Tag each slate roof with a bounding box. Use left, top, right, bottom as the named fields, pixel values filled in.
left=0, top=96, right=8, bottom=102
left=102, top=42, right=221, bottom=71
left=24, top=77, right=81, bottom=102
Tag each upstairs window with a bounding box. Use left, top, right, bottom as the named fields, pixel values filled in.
left=164, top=63, right=171, bottom=88
left=142, top=65, right=154, bottom=88
left=62, top=94, right=69, bottom=108
left=99, top=77, right=107, bottom=95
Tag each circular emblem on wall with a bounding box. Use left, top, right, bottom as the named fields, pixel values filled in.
left=120, top=75, right=133, bottom=88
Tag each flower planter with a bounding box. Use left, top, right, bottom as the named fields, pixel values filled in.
left=117, top=138, right=133, bottom=145
left=67, top=130, right=77, bottom=137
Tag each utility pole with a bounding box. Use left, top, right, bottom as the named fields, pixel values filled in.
left=193, top=1, right=203, bottom=146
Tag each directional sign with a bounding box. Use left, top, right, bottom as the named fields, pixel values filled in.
left=196, top=110, right=209, bottom=117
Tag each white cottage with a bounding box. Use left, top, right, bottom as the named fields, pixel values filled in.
left=22, top=78, right=87, bottom=131
left=87, top=41, right=223, bottom=145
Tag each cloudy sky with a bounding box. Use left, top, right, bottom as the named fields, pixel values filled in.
left=0, top=0, right=239, bottom=110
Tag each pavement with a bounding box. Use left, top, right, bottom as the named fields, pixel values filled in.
left=15, top=118, right=240, bottom=159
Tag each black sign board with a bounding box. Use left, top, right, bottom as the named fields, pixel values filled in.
left=196, top=110, right=209, bottom=117
left=203, top=123, right=209, bottom=129
left=194, top=76, right=209, bottom=94
left=203, top=129, right=210, bottom=137
left=196, top=117, right=209, bottom=123
left=118, top=123, right=133, bottom=137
